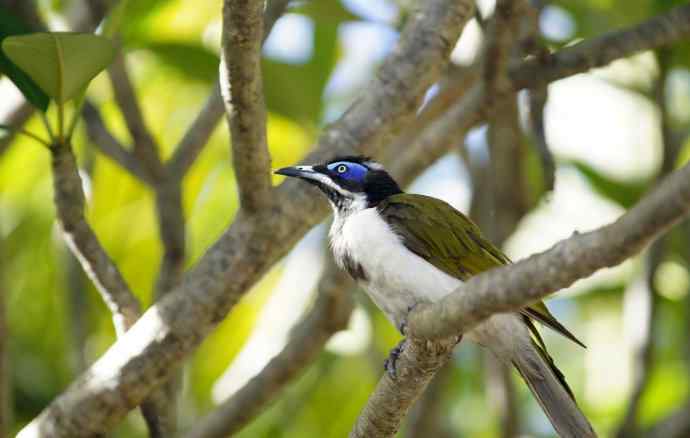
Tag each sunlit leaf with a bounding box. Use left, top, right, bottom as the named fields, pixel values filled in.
left=2, top=32, right=116, bottom=103
left=0, top=6, right=49, bottom=111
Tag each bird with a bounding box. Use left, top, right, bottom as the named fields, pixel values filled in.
left=275, top=155, right=596, bottom=438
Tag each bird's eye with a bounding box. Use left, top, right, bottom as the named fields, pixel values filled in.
left=336, top=164, right=348, bottom=174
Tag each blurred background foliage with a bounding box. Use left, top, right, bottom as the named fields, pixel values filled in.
left=1, top=0, right=690, bottom=437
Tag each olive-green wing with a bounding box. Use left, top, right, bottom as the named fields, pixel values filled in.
left=378, top=193, right=584, bottom=348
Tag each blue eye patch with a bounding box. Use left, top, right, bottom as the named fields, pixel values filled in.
left=327, top=161, right=368, bottom=182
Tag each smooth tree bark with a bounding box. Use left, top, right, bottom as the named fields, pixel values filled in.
left=220, top=0, right=273, bottom=213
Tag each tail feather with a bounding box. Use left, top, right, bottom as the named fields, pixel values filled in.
left=512, top=340, right=597, bottom=438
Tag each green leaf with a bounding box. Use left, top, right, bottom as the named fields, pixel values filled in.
left=145, top=42, right=219, bottom=83
left=262, top=7, right=341, bottom=124
left=570, top=160, right=651, bottom=209
left=2, top=32, right=116, bottom=103
left=0, top=6, right=49, bottom=111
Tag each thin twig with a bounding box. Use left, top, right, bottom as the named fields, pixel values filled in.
left=220, top=0, right=272, bottom=213
left=107, top=53, right=163, bottom=181
left=510, top=4, right=690, bottom=89
left=166, top=86, right=225, bottom=177
left=0, top=101, right=34, bottom=155
left=82, top=102, right=154, bottom=184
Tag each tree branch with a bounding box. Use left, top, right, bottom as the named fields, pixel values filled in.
left=17, top=1, right=472, bottom=435
left=220, top=0, right=272, bottom=213
left=82, top=102, right=154, bottom=184
left=107, top=53, right=163, bottom=181
left=186, top=261, right=354, bottom=438
left=0, top=100, right=33, bottom=156
left=350, top=338, right=457, bottom=438
left=405, top=363, right=455, bottom=438
left=166, top=86, right=224, bottom=177
left=481, top=0, right=531, bottom=243
left=510, top=4, right=690, bottom=89
left=50, top=143, right=142, bottom=336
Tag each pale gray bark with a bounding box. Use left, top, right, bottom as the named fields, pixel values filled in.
left=220, top=0, right=272, bottom=213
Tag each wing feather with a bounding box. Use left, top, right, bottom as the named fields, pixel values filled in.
left=378, top=194, right=584, bottom=348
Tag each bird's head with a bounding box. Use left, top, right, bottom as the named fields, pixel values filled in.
left=275, top=155, right=402, bottom=213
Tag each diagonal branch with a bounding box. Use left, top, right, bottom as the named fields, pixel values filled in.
left=186, top=261, right=354, bottom=438
left=107, top=53, right=163, bottom=181
left=82, top=102, right=154, bottom=184
left=0, top=100, right=34, bottom=156
left=50, top=143, right=141, bottom=336
left=17, top=1, right=472, bottom=435
left=166, top=85, right=225, bottom=177
left=220, top=0, right=272, bottom=213
left=510, top=4, right=690, bottom=89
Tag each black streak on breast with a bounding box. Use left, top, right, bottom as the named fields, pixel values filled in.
left=342, top=254, right=367, bottom=281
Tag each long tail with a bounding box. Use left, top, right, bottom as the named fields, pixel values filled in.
left=511, top=339, right=597, bottom=438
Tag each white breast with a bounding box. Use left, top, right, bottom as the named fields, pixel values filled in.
left=330, top=207, right=462, bottom=330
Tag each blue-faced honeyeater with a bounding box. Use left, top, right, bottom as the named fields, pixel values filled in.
left=276, top=156, right=596, bottom=438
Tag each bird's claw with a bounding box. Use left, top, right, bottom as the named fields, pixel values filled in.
left=384, top=338, right=407, bottom=379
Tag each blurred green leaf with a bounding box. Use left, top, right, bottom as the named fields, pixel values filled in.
left=263, top=14, right=340, bottom=124
left=570, top=160, right=651, bottom=208
left=295, top=1, right=360, bottom=24
left=120, top=0, right=175, bottom=44
left=2, top=32, right=116, bottom=103
left=0, top=6, right=49, bottom=111
left=144, top=42, right=219, bottom=83
left=99, top=0, right=131, bottom=38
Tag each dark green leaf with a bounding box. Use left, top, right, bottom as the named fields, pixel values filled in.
left=0, top=6, right=49, bottom=111
left=570, top=160, right=651, bottom=209
left=144, top=42, right=219, bottom=83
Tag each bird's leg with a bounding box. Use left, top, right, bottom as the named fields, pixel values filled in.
left=397, top=303, right=417, bottom=336
left=384, top=338, right=407, bottom=379
left=384, top=305, right=418, bottom=379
